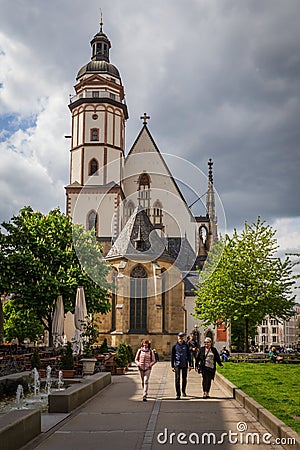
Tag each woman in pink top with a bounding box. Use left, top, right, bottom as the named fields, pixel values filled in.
left=135, top=339, right=156, bottom=401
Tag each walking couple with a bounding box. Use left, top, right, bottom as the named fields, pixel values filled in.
left=171, top=333, right=223, bottom=399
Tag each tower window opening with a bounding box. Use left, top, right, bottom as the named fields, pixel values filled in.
left=87, top=210, right=98, bottom=232
left=91, top=128, right=99, bottom=141
left=92, top=91, right=99, bottom=98
left=138, top=172, right=150, bottom=188
left=89, top=158, right=99, bottom=176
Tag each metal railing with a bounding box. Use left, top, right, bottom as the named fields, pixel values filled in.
left=69, top=91, right=122, bottom=104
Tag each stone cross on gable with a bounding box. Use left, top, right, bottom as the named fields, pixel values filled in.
left=140, top=112, right=150, bottom=125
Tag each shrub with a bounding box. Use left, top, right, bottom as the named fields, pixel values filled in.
left=61, top=342, right=75, bottom=370
left=30, top=349, right=41, bottom=370
left=115, top=342, right=128, bottom=368
left=125, top=343, right=134, bottom=363
left=99, top=338, right=109, bottom=354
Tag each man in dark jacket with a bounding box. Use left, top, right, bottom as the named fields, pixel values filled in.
left=171, top=332, right=193, bottom=400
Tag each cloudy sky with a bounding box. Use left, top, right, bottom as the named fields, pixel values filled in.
left=0, top=0, right=300, bottom=260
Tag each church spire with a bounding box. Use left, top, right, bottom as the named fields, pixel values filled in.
left=206, top=158, right=216, bottom=222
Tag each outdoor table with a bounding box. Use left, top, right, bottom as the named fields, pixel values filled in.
left=13, top=354, right=31, bottom=361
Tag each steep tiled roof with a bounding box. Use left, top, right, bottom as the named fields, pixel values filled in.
left=106, top=206, right=172, bottom=261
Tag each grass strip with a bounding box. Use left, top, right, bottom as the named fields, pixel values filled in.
left=218, top=362, right=300, bottom=434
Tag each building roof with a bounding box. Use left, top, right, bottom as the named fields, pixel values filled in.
left=167, top=237, right=198, bottom=272
left=77, top=60, right=120, bottom=80
left=183, top=271, right=199, bottom=296
left=106, top=206, right=173, bottom=262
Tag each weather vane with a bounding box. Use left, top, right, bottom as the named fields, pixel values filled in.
left=100, top=8, right=103, bottom=31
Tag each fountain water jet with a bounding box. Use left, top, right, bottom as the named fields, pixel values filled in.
left=32, top=367, right=40, bottom=397
left=15, top=384, right=24, bottom=409
left=45, top=366, right=52, bottom=395
left=57, top=370, right=64, bottom=390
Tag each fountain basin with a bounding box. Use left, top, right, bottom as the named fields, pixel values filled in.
left=48, top=372, right=111, bottom=413
left=0, top=372, right=31, bottom=397
left=0, top=372, right=111, bottom=449
left=0, top=409, right=40, bottom=450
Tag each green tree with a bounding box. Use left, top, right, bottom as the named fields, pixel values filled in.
left=286, top=252, right=300, bottom=288
left=0, top=206, right=111, bottom=345
left=194, top=218, right=296, bottom=351
left=3, top=299, right=44, bottom=344
left=0, top=294, right=4, bottom=344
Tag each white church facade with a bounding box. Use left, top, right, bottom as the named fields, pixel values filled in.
left=65, top=21, right=229, bottom=356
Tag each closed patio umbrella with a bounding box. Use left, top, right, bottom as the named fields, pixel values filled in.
left=73, top=286, right=88, bottom=354
left=52, top=295, right=64, bottom=347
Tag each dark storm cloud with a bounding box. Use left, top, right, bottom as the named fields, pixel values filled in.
left=0, top=0, right=299, bottom=237
left=116, top=0, right=300, bottom=230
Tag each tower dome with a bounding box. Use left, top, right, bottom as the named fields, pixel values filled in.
left=77, top=60, right=120, bottom=80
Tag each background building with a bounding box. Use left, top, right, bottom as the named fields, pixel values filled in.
left=255, top=304, right=300, bottom=351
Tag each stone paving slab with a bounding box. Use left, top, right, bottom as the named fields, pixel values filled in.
left=41, top=413, right=69, bottom=432
left=24, top=362, right=287, bottom=450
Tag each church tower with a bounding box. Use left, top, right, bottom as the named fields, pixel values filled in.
left=64, top=19, right=228, bottom=353
left=65, top=19, right=128, bottom=252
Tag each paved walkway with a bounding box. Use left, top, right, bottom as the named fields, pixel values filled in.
left=24, top=362, right=286, bottom=450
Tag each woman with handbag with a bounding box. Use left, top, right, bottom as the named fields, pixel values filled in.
left=196, top=337, right=224, bottom=398
left=135, top=339, right=157, bottom=401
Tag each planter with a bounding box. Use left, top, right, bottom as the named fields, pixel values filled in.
left=81, top=358, right=97, bottom=375
left=62, top=369, right=75, bottom=378
left=116, top=367, right=126, bottom=375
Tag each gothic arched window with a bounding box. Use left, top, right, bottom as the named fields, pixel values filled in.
left=125, top=200, right=135, bottom=223
left=153, top=200, right=163, bottom=225
left=89, top=158, right=99, bottom=176
left=87, top=210, right=98, bottom=232
left=199, top=226, right=208, bottom=245
left=205, top=329, right=214, bottom=344
left=111, top=269, right=118, bottom=331
left=130, top=265, right=147, bottom=332
left=138, top=172, right=150, bottom=214
left=161, top=269, right=167, bottom=333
